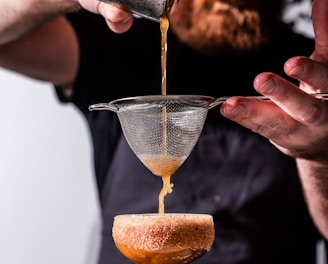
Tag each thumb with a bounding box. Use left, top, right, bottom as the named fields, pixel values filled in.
left=310, top=0, right=328, bottom=64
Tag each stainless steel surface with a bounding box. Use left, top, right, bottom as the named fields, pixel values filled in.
left=89, top=93, right=328, bottom=112
left=99, top=0, right=173, bottom=21
left=211, top=93, right=328, bottom=107
left=89, top=95, right=217, bottom=112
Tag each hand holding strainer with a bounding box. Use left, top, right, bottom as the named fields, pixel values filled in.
left=89, top=93, right=328, bottom=177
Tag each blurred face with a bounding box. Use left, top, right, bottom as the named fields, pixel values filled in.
left=169, top=0, right=285, bottom=56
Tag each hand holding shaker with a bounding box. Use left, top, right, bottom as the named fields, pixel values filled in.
left=98, top=0, right=175, bottom=21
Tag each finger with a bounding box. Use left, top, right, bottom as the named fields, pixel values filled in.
left=310, top=0, right=328, bottom=64
left=98, top=2, right=134, bottom=33
left=253, top=72, right=328, bottom=126
left=220, top=96, right=300, bottom=139
left=220, top=96, right=328, bottom=158
left=284, top=56, right=328, bottom=93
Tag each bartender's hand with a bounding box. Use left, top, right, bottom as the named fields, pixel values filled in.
left=221, top=0, right=328, bottom=238
left=221, top=0, right=328, bottom=163
left=221, top=57, right=328, bottom=162
left=80, top=0, right=133, bottom=33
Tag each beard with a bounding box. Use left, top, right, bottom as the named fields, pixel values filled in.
left=168, top=0, right=286, bottom=56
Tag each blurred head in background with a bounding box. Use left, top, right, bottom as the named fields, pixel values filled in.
left=169, top=0, right=286, bottom=56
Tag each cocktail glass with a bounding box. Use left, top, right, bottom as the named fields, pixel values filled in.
left=112, top=213, right=215, bottom=264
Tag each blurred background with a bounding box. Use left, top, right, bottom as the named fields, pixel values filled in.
left=0, top=71, right=101, bottom=264
left=0, top=0, right=324, bottom=263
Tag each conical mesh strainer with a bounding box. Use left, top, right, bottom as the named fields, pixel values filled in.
left=89, top=95, right=219, bottom=177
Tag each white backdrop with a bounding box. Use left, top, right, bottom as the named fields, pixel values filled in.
left=0, top=69, right=100, bottom=264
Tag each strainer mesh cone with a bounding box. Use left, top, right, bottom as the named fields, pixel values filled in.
left=116, top=97, right=209, bottom=176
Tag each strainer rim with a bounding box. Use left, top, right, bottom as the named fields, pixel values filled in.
left=109, top=94, right=216, bottom=105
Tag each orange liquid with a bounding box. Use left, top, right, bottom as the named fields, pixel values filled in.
left=141, top=155, right=185, bottom=214
left=142, top=155, right=183, bottom=177
left=115, top=244, right=207, bottom=264
left=157, top=13, right=173, bottom=214
left=160, top=12, right=169, bottom=95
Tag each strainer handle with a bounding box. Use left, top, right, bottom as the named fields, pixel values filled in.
left=209, top=93, right=328, bottom=110
left=88, top=103, right=118, bottom=112
left=208, top=97, right=229, bottom=109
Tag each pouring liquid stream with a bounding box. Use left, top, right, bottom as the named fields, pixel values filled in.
left=159, top=13, right=171, bottom=214
left=160, top=14, right=169, bottom=96
left=160, top=15, right=168, bottom=158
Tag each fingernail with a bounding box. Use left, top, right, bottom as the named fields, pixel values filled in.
left=259, top=78, right=276, bottom=94
left=222, top=102, right=245, bottom=115
left=288, top=64, right=304, bottom=77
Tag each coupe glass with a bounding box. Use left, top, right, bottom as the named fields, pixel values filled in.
left=112, top=213, right=215, bottom=264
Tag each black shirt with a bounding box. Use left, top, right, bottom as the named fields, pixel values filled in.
left=58, top=10, right=321, bottom=264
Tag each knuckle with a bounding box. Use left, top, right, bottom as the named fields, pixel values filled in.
left=298, top=103, right=322, bottom=124
left=251, top=124, right=269, bottom=135
left=251, top=117, right=288, bottom=138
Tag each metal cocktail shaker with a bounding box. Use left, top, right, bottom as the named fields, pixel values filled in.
left=99, top=0, right=174, bottom=21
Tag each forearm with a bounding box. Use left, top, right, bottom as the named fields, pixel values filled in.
left=0, top=16, right=79, bottom=87
left=296, top=158, right=328, bottom=238
left=0, top=0, right=81, bottom=45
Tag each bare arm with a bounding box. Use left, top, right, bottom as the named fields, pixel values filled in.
left=0, top=0, right=134, bottom=86
left=0, top=0, right=81, bottom=86
left=296, top=159, right=328, bottom=238
left=0, top=16, right=79, bottom=87
left=0, top=0, right=133, bottom=45
left=0, top=0, right=81, bottom=45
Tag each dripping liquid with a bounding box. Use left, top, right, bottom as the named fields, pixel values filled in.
left=142, top=155, right=184, bottom=214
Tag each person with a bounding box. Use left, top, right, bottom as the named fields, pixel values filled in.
left=0, top=0, right=328, bottom=263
